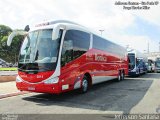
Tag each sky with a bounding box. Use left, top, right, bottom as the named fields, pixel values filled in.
left=0, top=0, right=160, bottom=53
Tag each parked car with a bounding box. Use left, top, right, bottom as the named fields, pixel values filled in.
left=0, top=58, right=13, bottom=67
left=0, top=58, right=6, bottom=66
left=13, top=62, right=18, bottom=67
left=6, top=63, right=13, bottom=67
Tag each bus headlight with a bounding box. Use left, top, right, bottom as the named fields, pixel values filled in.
left=44, top=77, right=59, bottom=84
left=16, top=76, right=23, bottom=82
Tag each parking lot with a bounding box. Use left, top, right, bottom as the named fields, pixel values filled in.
left=0, top=73, right=160, bottom=117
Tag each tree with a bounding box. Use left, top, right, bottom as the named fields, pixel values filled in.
left=0, top=25, right=12, bottom=39
left=0, top=25, right=23, bottom=63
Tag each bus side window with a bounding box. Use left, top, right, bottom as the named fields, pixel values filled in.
left=61, top=30, right=90, bottom=67
left=61, top=40, right=73, bottom=67
left=72, top=30, right=90, bottom=59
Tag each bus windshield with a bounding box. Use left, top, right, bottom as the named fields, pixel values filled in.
left=136, top=58, right=142, bottom=66
left=156, top=62, right=160, bottom=68
left=18, top=29, right=62, bottom=72
left=128, top=54, right=135, bottom=70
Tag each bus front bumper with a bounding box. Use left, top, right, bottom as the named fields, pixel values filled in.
left=128, top=69, right=139, bottom=76
left=16, top=81, right=61, bottom=94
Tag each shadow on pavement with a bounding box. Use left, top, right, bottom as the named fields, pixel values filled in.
left=23, top=77, right=153, bottom=114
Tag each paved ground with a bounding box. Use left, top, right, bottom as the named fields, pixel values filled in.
left=0, top=82, right=18, bottom=95
left=0, top=71, right=17, bottom=76
left=0, top=73, right=160, bottom=119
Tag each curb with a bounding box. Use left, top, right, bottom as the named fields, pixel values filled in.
left=0, top=91, right=29, bottom=99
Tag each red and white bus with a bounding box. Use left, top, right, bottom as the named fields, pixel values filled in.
left=7, top=20, right=128, bottom=94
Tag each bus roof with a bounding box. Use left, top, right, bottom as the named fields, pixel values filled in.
left=33, top=20, right=126, bottom=50
left=127, top=48, right=147, bottom=61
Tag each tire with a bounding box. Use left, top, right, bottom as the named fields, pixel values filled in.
left=117, top=70, right=121, bottom=82
left=80, top=76, right=89, bottom=93
left=121, top=71, right=125, bottom=80
left=137, top=69, right=140, bottom=76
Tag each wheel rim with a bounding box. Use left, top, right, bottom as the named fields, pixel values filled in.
left=82, top=79, right=88, bottom=92
left=121, top=72, right=124, bottom=80
left=118, top=72, right=121, bottom=81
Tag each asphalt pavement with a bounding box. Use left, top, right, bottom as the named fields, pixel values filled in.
left=0, top=73, right=160, bottom=119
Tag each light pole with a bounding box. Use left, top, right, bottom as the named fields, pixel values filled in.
left=159, top=42, right=160, bottom=52
left=147, top=40, right=149, bottom=53
left=99, top=29, right=104, bottom=36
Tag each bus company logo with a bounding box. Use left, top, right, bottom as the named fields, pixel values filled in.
left=95, top=54, right=107, bottom=62
left=86, top=54, right=93, bottom=61
left=20, top=75, right=27, bottom=78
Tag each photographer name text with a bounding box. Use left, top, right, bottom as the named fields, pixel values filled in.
left=115, top=1, right=159, bottom=10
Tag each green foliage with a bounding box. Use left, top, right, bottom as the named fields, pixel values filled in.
left=0, top=25, right=23, bottom=63
left=0, top=25, right=12, bottom=39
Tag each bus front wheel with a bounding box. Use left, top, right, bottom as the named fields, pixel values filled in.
left=80, top=76, right=89, bottom=93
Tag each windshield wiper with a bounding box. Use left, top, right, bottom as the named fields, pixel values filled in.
left=38, top=66, right=52, bottom=71
left=18, top=64, right=38, bottom=74
left=18, top=63, right=28, bottom=70
left=18, top=63, right=52, bottom=73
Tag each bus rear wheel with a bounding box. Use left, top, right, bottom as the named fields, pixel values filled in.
left=80, top=76, right=89, bottom=93
left=117, top=70, right=121, bottom=82
left=121, top=71, right=125, bottom=80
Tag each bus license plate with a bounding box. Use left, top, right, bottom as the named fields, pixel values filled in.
left=28, top=87, right=35, bottom=91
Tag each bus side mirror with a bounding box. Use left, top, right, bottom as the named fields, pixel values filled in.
left=7, top=31, right=27, bottom=46
left=24, top=25, right=30, bottom=32
left=52, top=24, right=66, bottom=40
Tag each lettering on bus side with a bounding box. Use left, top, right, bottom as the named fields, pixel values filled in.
left=95, top=54, right=107, bottom=62
left=86, top=53, right=94, bottom=61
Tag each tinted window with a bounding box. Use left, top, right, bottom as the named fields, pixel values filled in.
left=18, top=29, right=63, bottom=73
left=128, top=54, right=135, bottom=70
left=61, top=30, right=90, bottom=66
left=148, top=60, right=152, bottom=66
left=137, top=59, right=143, bottom=66
left=93, top=35, right=106, bottom=51
left=93, top=35, right=126, bottom=57
left=156, top=62, right=160, bottom=67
